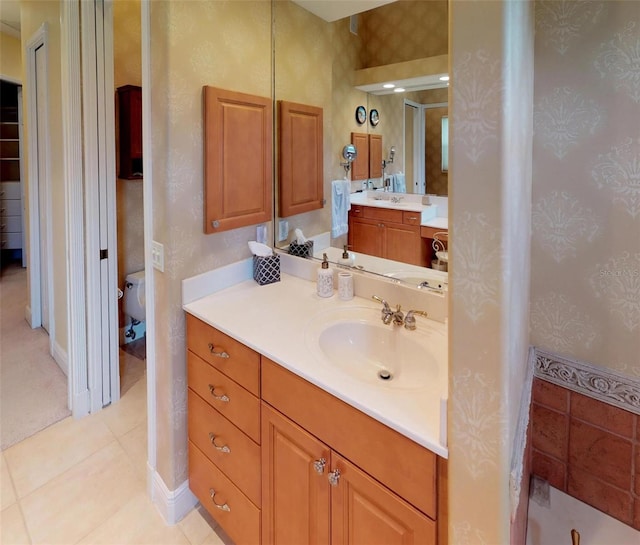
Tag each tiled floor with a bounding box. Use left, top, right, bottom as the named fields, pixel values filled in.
left=0, top=373, right=227, bottom=545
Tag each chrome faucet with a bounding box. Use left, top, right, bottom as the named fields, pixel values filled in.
left=372, top=295, right=405, bottom=326
left=372, top=296, right=427, bottom=329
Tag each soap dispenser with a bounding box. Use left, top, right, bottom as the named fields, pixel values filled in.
left=317, top=253, right=334, bottom=298
left=338, top=245, right=354, bottom=267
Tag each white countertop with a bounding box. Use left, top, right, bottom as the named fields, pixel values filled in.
left=183, top=273, right=448, bottom=458
left=349, top=191, right=448, bottom=229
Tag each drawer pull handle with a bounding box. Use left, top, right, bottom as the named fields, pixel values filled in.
left=208, top=432, right=231, bottom=454
left=208, top=384, right=230, bottom=403
left=313, top=458, right=326, bottom=474
left=407, top=216, right=418, bottom=221
left=328, top=468, right=341, bottom=487
left=207, top=343, right=230, bottom=359
left=209, top=488, right=231, bottom=512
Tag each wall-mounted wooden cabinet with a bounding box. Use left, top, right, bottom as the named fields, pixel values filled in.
left=278, top=100, right=323, bottom=218
left=203, top=86, right=273, bottom=234
left=117, top=85, right=142, bottom=180
left=351, top=132, right=382, bottom=181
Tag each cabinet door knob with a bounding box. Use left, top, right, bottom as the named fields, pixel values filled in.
left=313, top=458, right=326, bottom=474
left=209, top=488, right=231, bottom=512
left=207, top=342, right=230, bottom=359
left=328, top=468, right=341, bottom=487
left=211, top=220, right=220, bottom=229
left=208, top=432, right=231, bottom=454
left=208, top=384, right=230, bottom=403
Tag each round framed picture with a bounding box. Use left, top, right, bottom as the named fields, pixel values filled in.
left=369, top=109, right=379, bottom=127
left=355, top=105, right=366, bottom=125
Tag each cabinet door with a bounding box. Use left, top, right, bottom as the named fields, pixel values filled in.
left=368, top=134, right=382, bottom=179
left=350, top=132, right=369, bottom=181
left=330, top=453, right=436, bottom=545
left=384, top=222, right=425, bottom=266
left=203, top=86, right=273, bottom=234
left=279, top=100, right=324, bottom=217
left=262, top=402, right=331, bottom=545
left=349, top=216, right=383, bottom=258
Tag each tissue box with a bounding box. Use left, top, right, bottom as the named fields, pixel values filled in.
left=288, top=240, right=314, bottom=258
left=253, top=255, right=280, bottom=285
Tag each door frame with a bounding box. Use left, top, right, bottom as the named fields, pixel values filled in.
left=25, top=23, right=55, bottom=355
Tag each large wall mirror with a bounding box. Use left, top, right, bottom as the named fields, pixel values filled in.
left=273, top=0, right=450, bottom=289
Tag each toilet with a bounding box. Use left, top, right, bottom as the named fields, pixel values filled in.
left=124, top=270, right=145, bottom=339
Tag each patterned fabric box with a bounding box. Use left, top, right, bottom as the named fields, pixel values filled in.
left=288, top=240, right=314, bottom=258
left=253, top=255, right=280, bottom=285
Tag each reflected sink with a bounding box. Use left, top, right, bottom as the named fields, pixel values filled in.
left=384, top=271, right=447, bottom=290
left=304, top=306, right=443, bottom=389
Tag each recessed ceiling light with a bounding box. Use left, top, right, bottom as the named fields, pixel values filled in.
left=383, top=83, right=395, bottom=89
left=393, top=87, right=405, bottom=93
left=439, top=75, right=450, bottom=82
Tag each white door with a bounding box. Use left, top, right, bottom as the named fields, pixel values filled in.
left=81, top=0, right=119, bottom=409
left=35, top=43, right=49, bottom=333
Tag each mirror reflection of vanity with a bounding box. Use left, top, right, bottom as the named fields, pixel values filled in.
left=273, top=0, right=450, bottom=290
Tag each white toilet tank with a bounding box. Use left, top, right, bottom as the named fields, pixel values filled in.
left=124, top=270, right=145, bottom=323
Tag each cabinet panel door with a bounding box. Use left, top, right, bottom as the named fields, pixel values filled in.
left=262, top=402, right=330, bottom=545
left=203, top=86, right=273, bottom=234
left=279, top=100, right=324, bottom=217
left=368, top=134, right=382, bottom=179
left=384, top=223, right=425, bottom=266
left=330, top=453, right=436, bottom=545
left=349, top=217, right=383, bottom=258
left=350, top=132, right=369, bottom=181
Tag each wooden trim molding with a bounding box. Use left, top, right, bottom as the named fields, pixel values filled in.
left=533, top=347, right=640, bottom=416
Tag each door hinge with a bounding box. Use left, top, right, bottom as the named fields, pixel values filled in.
left=100, top=249, right=108, bottom=260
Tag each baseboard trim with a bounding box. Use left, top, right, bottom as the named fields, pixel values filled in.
left=150, top=467, right=198, bottom=525
left=534, top=348, right=640, bottom=416
left=52, top=340, right=69, bottom=377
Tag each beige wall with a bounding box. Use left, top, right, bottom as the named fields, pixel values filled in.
left=530, top=0, right=640, bottom=379
left=20, top=1, right=68, bottom=356
left=149, top=0, right=273, bottom=489
left=0, top=32, right=22, bottom=81
left=449, top=0, right=534, bottom=542
left=114, top=0, right=144, bottom=306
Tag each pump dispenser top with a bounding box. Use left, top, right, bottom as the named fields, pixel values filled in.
left=338, top=245, right=354, bottom=267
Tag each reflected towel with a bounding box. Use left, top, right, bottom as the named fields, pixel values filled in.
left=392, top=173, right=406, bottom=193
left=331, top=179, right=351, bottom=238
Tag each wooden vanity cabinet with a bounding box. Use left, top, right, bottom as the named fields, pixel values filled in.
left=186, top=315, right=262, bottom=545
left=348, top=205, right=427, bottom=266
left=186, top=315, right=444, bottom=545
left=261, top=357, right=439, bottom=545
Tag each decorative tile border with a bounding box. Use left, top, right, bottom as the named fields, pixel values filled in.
left=534, top=348, right=640, bottom=416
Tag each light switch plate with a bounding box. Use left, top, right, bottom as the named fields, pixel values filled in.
left=152, top=240, right=164, bottom=272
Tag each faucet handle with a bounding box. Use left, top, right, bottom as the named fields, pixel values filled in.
left=371, top=295, right=390, bottom=311
left=404, top=310, right=428, bottom=330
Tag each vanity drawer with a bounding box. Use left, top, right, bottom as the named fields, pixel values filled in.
left=403, top=211, right=422, bottom=226
left=188, top=351, right=261, bottom=443
left=189, top=441, right=261, bottom=545
left=363, top=206, right=403, bottom=223
left=421, top=226, right=448, bottom=240
left=261, top=357, right=437, bottom=519
left=188, top=389, right=261, bottom=506
left=186, top=314, right=260, bottom=396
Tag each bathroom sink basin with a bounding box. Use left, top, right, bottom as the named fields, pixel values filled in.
left=304, top=306, right=442, bottom=389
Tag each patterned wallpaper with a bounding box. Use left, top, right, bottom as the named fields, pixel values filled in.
left=449, top=0, right=534, bottom=542
left=113, top=0, right=144, bottom=322
left=530, top=0, right=640, bottom=380
left=0, top=32, right=22, bottom=81
left=149, top=0, right=272, bottom=489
